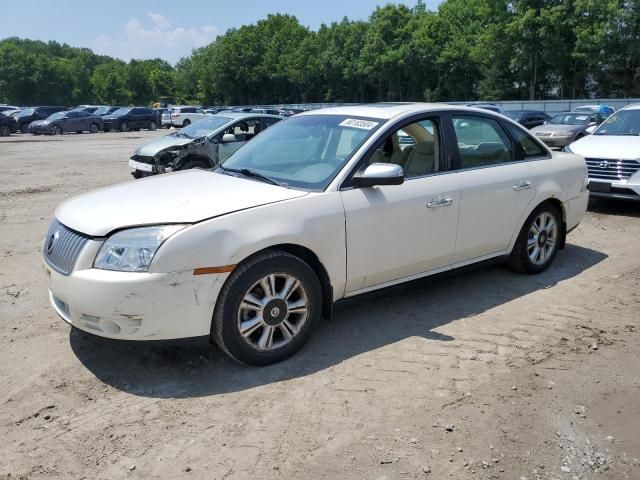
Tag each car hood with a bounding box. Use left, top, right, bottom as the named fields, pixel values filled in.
left=569, top=134, right=640, bottom=160
left=531, top=124, right=583, bottom=135
left=31, top=120, right=50, bottom=126
left=134, top=134, right=196, bottom=157
left=55, top=169, right=308, bottom=237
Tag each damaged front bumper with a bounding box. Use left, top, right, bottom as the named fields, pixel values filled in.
left=44, top=240, right=228, bottom=340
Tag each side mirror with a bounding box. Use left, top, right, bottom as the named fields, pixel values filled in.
left=354, top=163, right=404, bottom=188
left=222, top=133, right=237, bottom=143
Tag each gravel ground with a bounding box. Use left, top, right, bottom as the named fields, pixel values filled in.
left=0, top=131, right=639, bottom=480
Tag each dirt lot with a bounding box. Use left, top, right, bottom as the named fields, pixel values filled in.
left=0, top=131, right=639, bottom=480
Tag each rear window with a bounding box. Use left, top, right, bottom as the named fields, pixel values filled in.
left=505, top=124, right=548, bottom=159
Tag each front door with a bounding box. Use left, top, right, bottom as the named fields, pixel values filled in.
left=341, top=117, right=460, bottom=294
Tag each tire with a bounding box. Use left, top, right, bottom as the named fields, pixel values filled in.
left=149, top=121, right=157, bottom=131
left=180, top=159, right=210, bottom=171
left=508, top=202, right=562, bottom=274
left=51, top=125, right=63, bottom=135
left=104, top=128, right=111, bottom=132
left=182, top=119, right=191, bottom=127
left=0, top=125, right=10, bottom=137
left=20, top=123, right=30, bottom=134
left=89, top=123, right=99, bottom=133
left=119, top=122, right=129, bottom=132
left=212, top=250, right=322, bottom=366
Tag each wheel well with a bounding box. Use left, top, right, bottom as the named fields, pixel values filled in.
left=179, top=154, right=213, bottom=168
left=542, top=198, right=567, bottom=250
left=247, top=244, right=334, bottom=320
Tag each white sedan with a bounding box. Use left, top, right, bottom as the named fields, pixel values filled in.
left=43, top=104, right=589, bottom=365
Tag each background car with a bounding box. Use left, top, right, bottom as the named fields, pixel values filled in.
left=93, top=106, right=124, bottom=116
left=0, top=112, right=18, bottom=136
left=72, top=105, right=106, bottom=113
left=103, top=107, right=158, bottom=132
left=565, top=103, right=640, bottom=201
left=15, top=106, right=68, bottom=133
left=530, top=111, right=607, bottom=147
left=29, top=110, right=103, bottom=135
left=505, top=110, right=552, bottom=129
left=162, top=106, right=208, bottom=128
left=129, top=113, right=281, bottom=178
left=572, top=104, right=615, bottom=115
left=0, top=105, right=20, bottom=113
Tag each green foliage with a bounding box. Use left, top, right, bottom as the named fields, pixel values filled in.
left=1, top=1, right=639, bottom=106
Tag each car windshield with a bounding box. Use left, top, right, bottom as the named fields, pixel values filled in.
left=93, top=107, right=110, bottom=115
left=47, top=112, right=67, bottom=121
left=111, top=108, right=131, bottom=116
left=593, top=110, right=640, bottom=136
left=177, top=116, right=232, bottom=138
left=505, top=112, right=525, bottom=121
left=549, top=113, right=589, bottom=126
left=18, top=108, right=35, bottom=117
left=220, top=114, right=382, bottom=190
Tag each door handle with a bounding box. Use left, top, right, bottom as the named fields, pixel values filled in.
left=427, top=198, right=453, bottom=208
left=513, top=180, right=533, bottom=191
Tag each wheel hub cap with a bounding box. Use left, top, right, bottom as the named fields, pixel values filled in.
left=263, top=299, right=288, bottom=326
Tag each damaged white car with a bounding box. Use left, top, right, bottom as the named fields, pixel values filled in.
left=129, top=113, right=281, bottom=178
left=43, top=104, right=588, bottom=366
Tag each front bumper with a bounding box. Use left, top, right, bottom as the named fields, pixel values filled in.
left=44, top=241, right=228, bottom=340
left=588, top=180, right=640, bottom=201
left=29, top=124, right=52, bottom=134
left=103, top=121, right=119, bottom=130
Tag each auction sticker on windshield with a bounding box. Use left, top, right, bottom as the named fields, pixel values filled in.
left=339, top=119, right=379, bottom=130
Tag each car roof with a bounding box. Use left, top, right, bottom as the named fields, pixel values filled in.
left=621, top=103, right=640, bottom=111
left=298, top=103, right=512, bottom=120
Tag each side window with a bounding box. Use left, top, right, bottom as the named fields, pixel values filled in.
left=366, top=118, right=440, bottom=179
left=452, top=116, right=513, bottom=169
left=183, top=108, right=196, bottom=114
left=130, top=108, right=140, bottom=115
left=195, top=108, right=204, bottom=114
left=505, top=124, right=548, bottom=159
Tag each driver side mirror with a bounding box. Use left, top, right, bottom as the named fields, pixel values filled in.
left=221, top=133, right=237, bottom=143
left=354, top=163, right=404, bottom=188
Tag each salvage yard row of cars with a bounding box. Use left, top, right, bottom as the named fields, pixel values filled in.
left=39, top=101, right=640, bottom=367
left=0, top=104, right=306, bottom=136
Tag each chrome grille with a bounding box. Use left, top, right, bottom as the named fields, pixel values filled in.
left=43, top=220, right=90, bottom=275
left=585, top=158, right=640, bottom=181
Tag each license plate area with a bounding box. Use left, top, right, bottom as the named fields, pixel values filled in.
left=128, top=159, right=154, bottom=172
left=588, top=181, right=611, bottom=193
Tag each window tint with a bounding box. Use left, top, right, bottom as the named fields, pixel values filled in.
left=366, top=118, right=440, bottom=179
left=452, top=116, right=513, bottom=169
left=183, top=107, right=196, bottom=113
left=506, top=124, right=548, bottom=158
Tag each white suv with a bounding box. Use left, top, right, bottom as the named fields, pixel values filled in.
left=565, top=103, right=640, bottom=201
left=162, top=106, right=209, bottom=128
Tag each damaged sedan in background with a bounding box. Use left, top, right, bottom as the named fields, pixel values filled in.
left=128, top=113, right=282, bottom=178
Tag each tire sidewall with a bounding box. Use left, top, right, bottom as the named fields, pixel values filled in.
left=0, top=125, right=9, bottom=136
left=214, top=253, right=322, bottom=366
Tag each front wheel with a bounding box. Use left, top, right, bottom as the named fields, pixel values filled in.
left=508, top=202, right=562, bottom=274
left=119, top=122, right=129, bottom=132
left=212, top=250, right=322, bottom=366
left=0, top=125, right=10, bottom=137
left=51, top=125, right=63, bottom=135
left=149, top=121, right=157, bottom=131
left=89, top=123, right=99, bottom=133
left=182, top=119, right=191, bottom=127
left=180, top=159, right=210, bottom=171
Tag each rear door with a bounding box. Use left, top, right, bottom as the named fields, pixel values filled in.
left=449, top=114, right=543, bottom=262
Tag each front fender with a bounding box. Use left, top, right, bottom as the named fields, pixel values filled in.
left=151, top=192, right=348, bottom=298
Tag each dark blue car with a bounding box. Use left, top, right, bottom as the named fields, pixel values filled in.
left=102, top=107, right=158, bottom=132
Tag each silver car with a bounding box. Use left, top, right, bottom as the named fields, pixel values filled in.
left=129, top=113, right=282, bottom=178
left=530, top=112, right=607, bottom=148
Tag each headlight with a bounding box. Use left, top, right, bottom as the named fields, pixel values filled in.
left=94, top=225, right=186, bottom=272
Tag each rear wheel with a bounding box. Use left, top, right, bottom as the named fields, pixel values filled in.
left=212, top=250, right=322, bottom=366
left=149, top=121, right=157, bottom=131
left=508, top=202, right=562, bottom=274
left=89, top=123, right=99, bottom=133
left=0, top=125, right=10, bottom=137
left=20, top=123, right=30, bottom=134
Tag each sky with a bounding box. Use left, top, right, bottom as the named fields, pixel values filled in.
left=1, top=0, right=442, bottom=64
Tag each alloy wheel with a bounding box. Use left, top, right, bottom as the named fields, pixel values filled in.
left=237, top=273, right=310, bottom=352
left=527, top=212, right=557, bottom=265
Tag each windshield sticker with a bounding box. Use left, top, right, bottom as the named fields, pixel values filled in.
left=339, top=119, right=379, bottom=130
